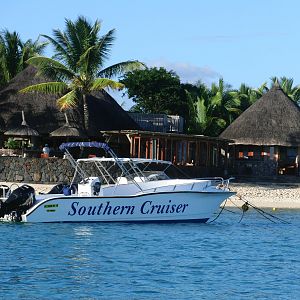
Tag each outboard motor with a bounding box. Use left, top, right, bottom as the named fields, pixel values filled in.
left=0, top=185, right=35, bottom=220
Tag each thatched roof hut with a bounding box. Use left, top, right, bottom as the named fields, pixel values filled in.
left=0, top=66, right=139, bottom=137
left=220, top=86, right=300, bottom=146
left=4, top=111, right=39, bottom=137
left=50, top=113, right=86, bottom=138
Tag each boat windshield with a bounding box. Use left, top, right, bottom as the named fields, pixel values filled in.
left=74, top=157, right=173, bottom=185
left=60, top=142, right=178, bottom=188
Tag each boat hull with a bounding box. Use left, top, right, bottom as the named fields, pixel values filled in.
left=22, top=191, right=235, bottom=223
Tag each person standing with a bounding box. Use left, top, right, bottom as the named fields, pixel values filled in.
left=42, top=144, right=50, bottom=157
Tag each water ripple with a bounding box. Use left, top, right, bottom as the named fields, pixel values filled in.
left=0, top=209, right=300, bottom=299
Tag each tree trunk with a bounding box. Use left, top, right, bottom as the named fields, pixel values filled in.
left=83, top=94, right=89, bottom=133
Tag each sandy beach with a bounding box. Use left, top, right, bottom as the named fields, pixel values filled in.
left=1, top=181, right=300, bottom=209
left=228, top=182, right=300, bottom=209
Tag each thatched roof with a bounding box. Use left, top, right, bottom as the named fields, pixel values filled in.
left=0, top=66, right=139, bottom=137
left=4, top=111, right=39, bottom=137
left=50, top=113, right=86, bottom=138
left=220, top=86, right=300, bottom=146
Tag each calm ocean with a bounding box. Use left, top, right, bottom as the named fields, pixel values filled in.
left=1, top=209, right=300, bottom=299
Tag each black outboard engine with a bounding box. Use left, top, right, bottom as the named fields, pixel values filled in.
left=0, top=185, right=35, bottom=220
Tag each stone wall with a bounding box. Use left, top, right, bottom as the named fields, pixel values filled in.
left=0, top=157, right=74, bottom=183
left=232, top=160, right=277, bottom=177
left=0, top=157, right=228, bottom=184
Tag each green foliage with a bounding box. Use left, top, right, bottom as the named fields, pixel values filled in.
left=20, top=16, right=144, bottom=131
left=121, top=67, right=189, bottom=118
left=0, top=30, right=46, bottom=89
left=270, top=76, right=300, bottom=103
left=4, top=18, right=300, bottom=139
left=4, top=138, right=21, bottom=149
left=186, top=79, right=240, bottom=136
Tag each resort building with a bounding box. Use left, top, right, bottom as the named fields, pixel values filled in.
left=102, top=130, right=231, bottom=177
left=128, top=112, right=184, bottom=133
left=0, top=66, right=139, bottom=153
left=220, top=85, right=300, bottom=177
left=0, top=66, right=232, bottom=180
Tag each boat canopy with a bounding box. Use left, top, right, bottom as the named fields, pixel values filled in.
left=59, top=142, right=111, bottom=152
left=76, top=157, right=172, bottom=165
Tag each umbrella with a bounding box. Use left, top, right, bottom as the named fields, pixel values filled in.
left=50, top=113, right=86, bottom=138
left=4, top=111, right=39, bottom=137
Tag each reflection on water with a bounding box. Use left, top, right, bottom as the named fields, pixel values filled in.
left=0, top=209, right=300, bottom=299
left=73, top=225, right=93, bottom=236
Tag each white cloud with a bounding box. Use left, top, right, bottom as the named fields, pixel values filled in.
left=107, top=60, right=222, bottom=110
left=148, top=59, right=221, bottom=86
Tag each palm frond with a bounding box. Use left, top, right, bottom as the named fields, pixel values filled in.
left=41, top=33, right=71, bottom=64
left=195, top=97, right=207, bottom=126
left=91, top=78, right=124, bottom=91
left=96, top=29, right=115, bottom=68
left=65, top=18, right=88, bottom=66
left=27, top=56, right=75, bottom=81
left=227, top=107, right=242, bottom=114
left=19, top=82, right=68, bottom=94
left=57, top=90, right=78, bottom=110
left=99, top=60, right=146, bottom=78
left=0, top=30, right=23, bottom=80
left=77, top=45, right=98, bottom=75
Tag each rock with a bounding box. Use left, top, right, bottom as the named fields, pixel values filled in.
left=15, top=175, right=23, bottom=181
left=33, top=173, right=42, bottom=182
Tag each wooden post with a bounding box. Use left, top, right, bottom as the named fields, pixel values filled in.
left=137, top=137, right=141, bottom=158
left=129, top=136, right=134, bottom=157
left=164, top=138, right=167, bottom=161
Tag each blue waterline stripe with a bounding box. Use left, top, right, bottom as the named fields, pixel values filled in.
left=37, top=218, right=210, bottom=224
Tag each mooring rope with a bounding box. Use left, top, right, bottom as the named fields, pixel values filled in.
left=208, top=194, right=290, bottom=224
left=236, top=195, right=290, bottom=224
left=208, top=199, right=228, bottom=223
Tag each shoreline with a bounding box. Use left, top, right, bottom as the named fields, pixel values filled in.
left=227, top=182, right=300, bottom=209
left=1, top=181, right=300, bottom=209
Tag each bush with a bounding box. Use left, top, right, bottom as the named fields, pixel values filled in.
left=4, top=138, right=21, bottom=149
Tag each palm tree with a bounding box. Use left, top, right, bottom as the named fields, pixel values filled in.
left=185, top=83, right=214, bottom=134
left=270, top=76, right=300, bottom=103
left=186, top=79, right=239, bottom=136
left=208, top=78, right=240, bottom=126
left=0, top=30, right=46, bottom=88
left=254, top=82, right=268, bottom=98
left=20, top=16, right=145, bottom=132
left=229, top=83, right=266, bottom=113
left=189, top=94, right=227, bottom=136
left=20, top=38, right=48, bottom=70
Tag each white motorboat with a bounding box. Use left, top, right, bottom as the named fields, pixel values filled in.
left=0, top=142, right=235, bottom=223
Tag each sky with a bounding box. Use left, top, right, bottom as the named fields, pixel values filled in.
left=1, top=0, right=300, bottom=109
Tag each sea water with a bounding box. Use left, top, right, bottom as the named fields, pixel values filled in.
left=0, top=209, right=300, bottom=299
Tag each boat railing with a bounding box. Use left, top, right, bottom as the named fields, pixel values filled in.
left=140, top=177, right=234, bottom=194
left=141, top=182, right=199, bottom=193
left=195, top=177, right=235, bottom=189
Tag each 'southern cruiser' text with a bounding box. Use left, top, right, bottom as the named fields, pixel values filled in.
left=68, top=200, right=189, bottom=216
